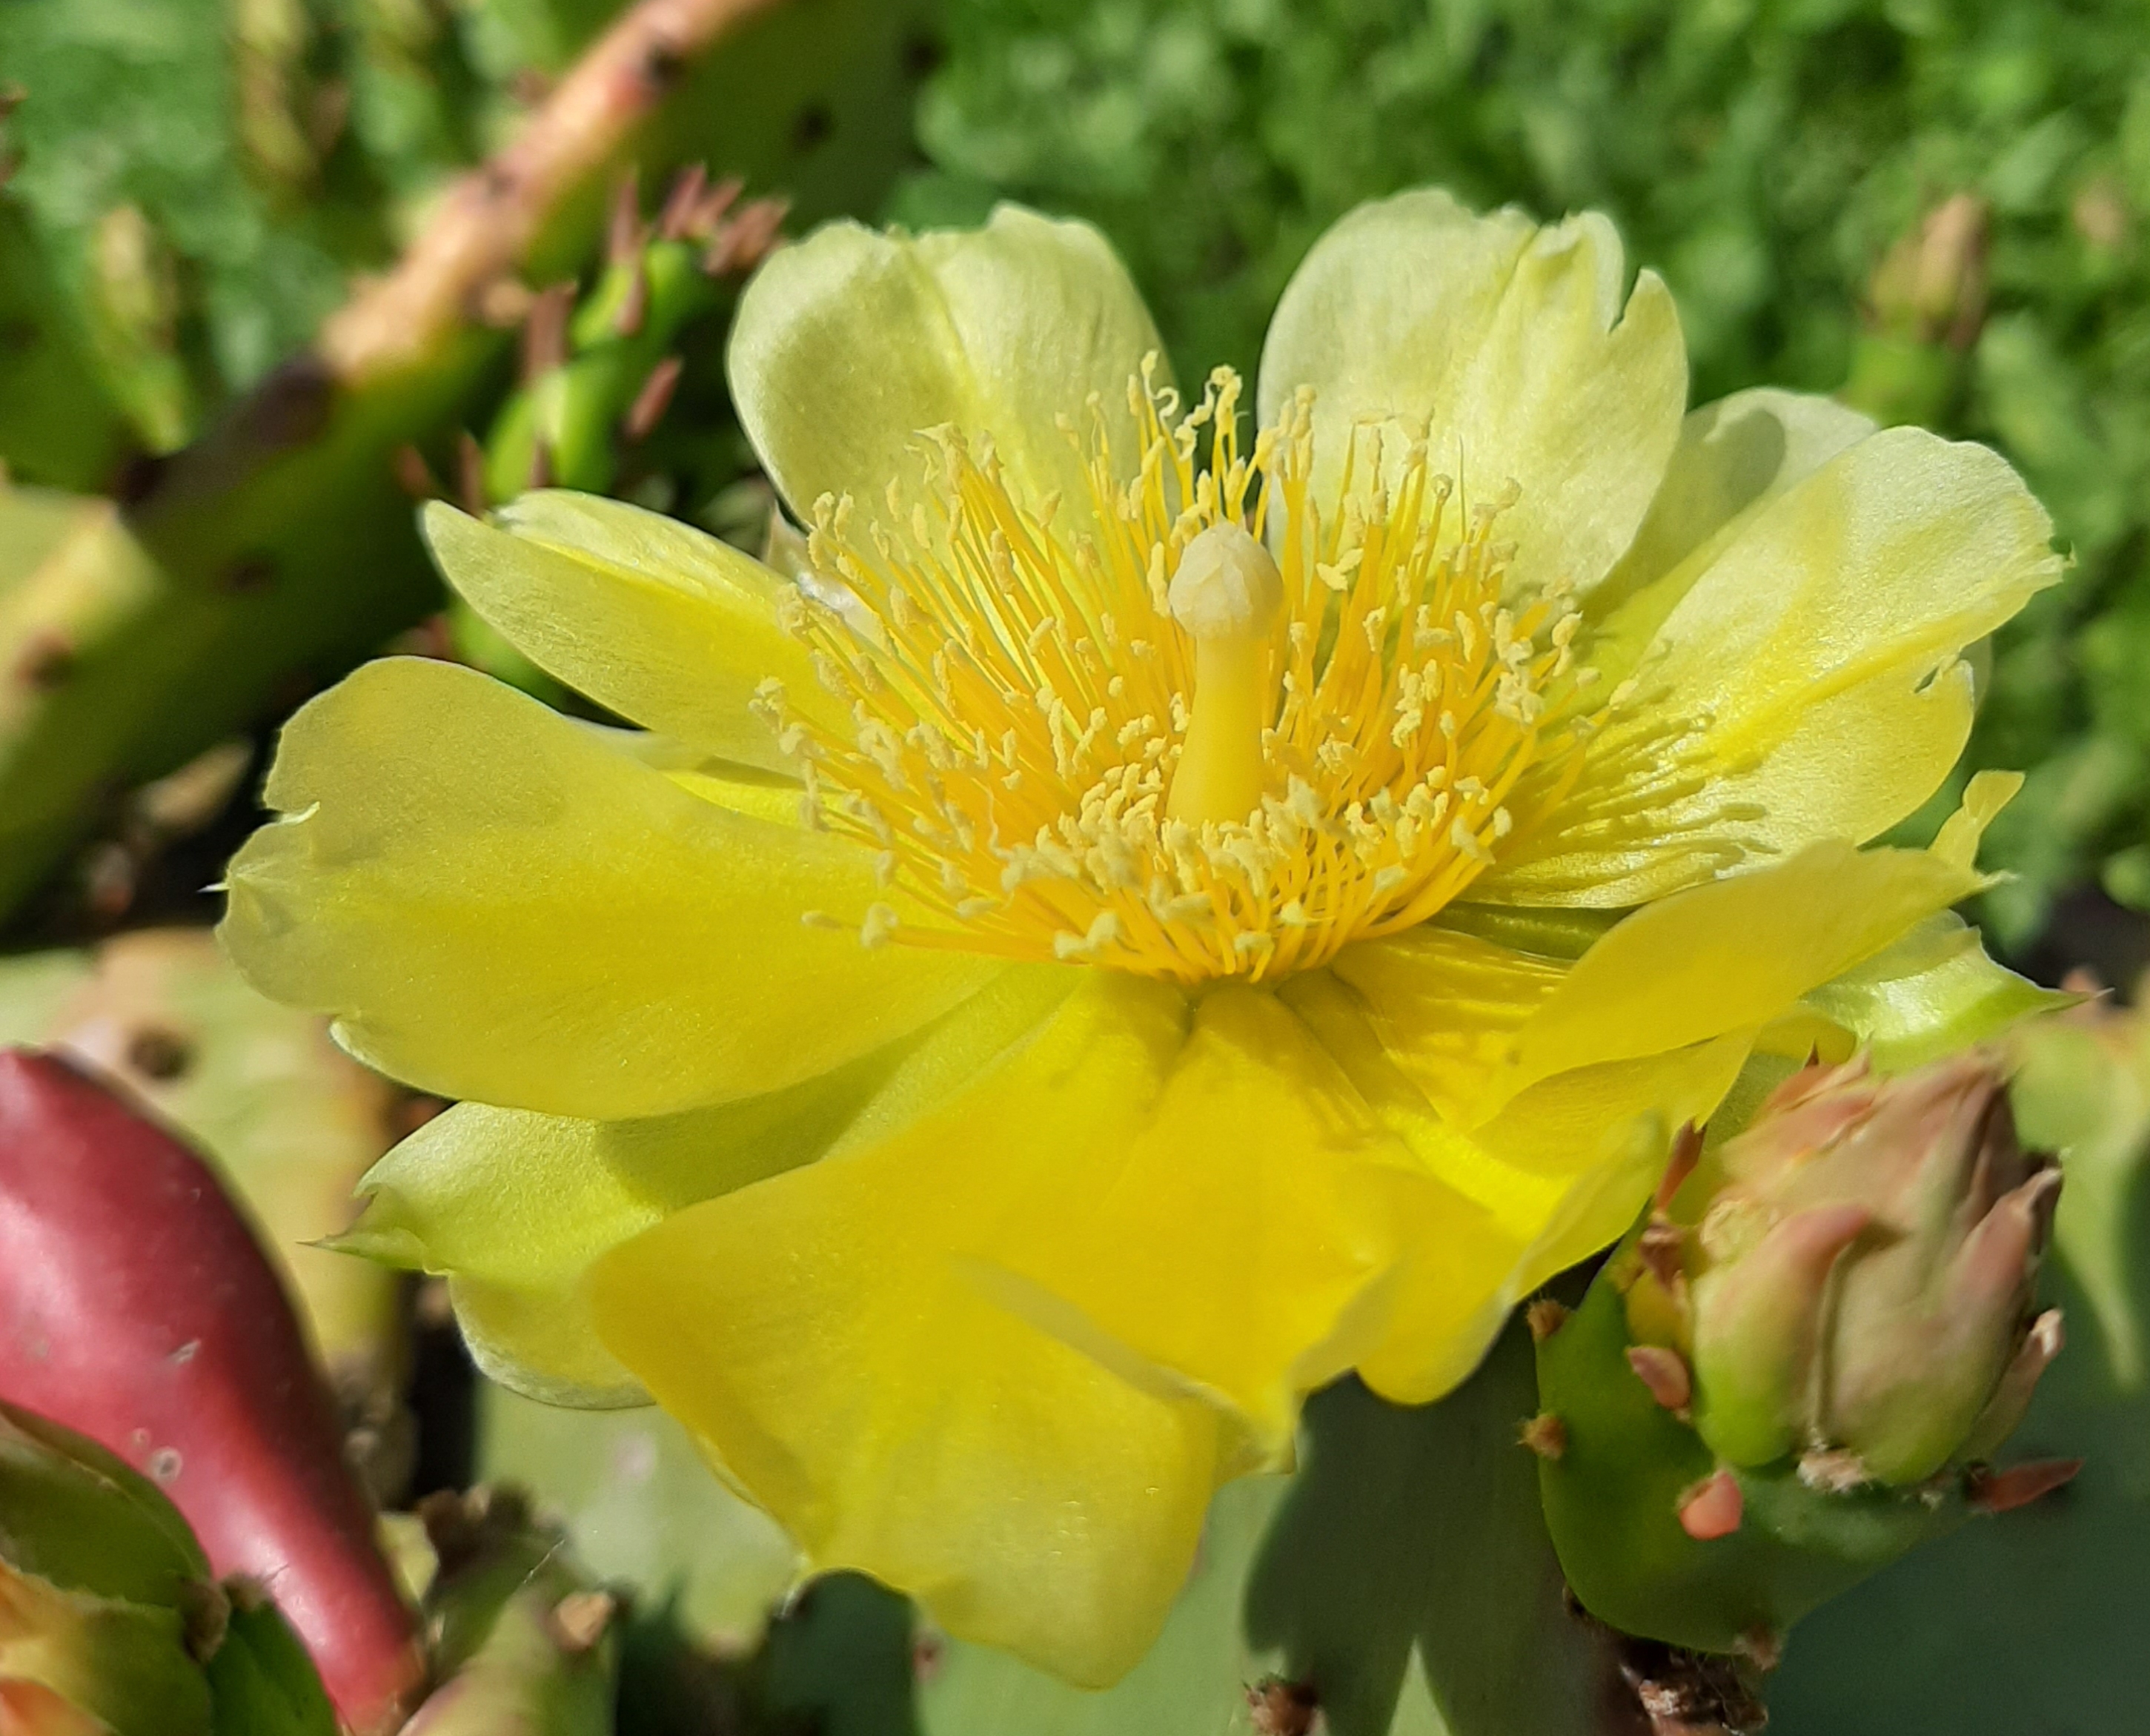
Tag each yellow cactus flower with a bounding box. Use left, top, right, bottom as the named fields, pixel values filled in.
left=220, top=191, right=2063, bottom=1685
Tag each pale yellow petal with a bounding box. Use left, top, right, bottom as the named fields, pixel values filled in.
left=1489, top=428, right=2061, bottom=904
left=588, top=973, right=1232, bottom=1687
left=219, top=657, right=998, bottom=1119
left=422, top=494, right=841, bottom=773
left=1799, top=912, right=2072, bottom=1075
left=333, top=1042, right=908, bottom=1405
left=445, top=1276, right=643, bottom=1408
left=1255, top=189, right=1686, bottom=596
left=1583, top=387, right=1876, bottom=637
left=1931, top=768, right=2024, bottom=871
left=729, top=205, right=1164, bottom=532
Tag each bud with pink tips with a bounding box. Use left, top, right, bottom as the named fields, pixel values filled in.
left=1691, top=1051, right=2064, bottom=1487
left=1533, top=1046, right=2073, bottom=1663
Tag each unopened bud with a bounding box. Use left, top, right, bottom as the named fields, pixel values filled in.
left=1689, top=1051, right=2062, bottom=1485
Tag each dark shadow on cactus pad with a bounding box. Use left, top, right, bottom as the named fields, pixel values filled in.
left=1245, top=1313, right=1622, bottom=1736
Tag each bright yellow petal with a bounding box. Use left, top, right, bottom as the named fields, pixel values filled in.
left=728, top=205, right=1164, bottom=534
left=1322, top=924, right=1566, bottom=1122
left=1493, top=839, right=1983, bottom=1103
left=1281, top=967, right=1745, bottom=1405
left=1276, top=969, right=1542, bottom=1402
left=219, top=657, right=998, bottom=1119
left=333, top=1044, right=908, bottom=1405
left=1470, top=1033, right=1752, bottom=1298
left=1487, top=428, right=2061, bottom=905
left=588, top=973, right=1234, bottom=1687
left=1255, top=189, right=1686, bottom=597
left=984, top=984, right=1410, bottom=1445
left=422, top=494, right=840, bottom=773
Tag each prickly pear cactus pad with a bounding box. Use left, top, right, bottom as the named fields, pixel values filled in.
left=1536, top=1047, right=2073, bottom=1660
left=216, top=177, right=2071, bottom=1691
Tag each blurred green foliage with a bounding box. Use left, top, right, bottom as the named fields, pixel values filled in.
left=0, top=0, right=932, bottom=934
left=893, top=0, right=2150, bottom=949
left=0, top=0, right=609, bottom=484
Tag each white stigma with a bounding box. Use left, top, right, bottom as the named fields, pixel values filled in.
left=1167, top=521, right=1283, bottom=642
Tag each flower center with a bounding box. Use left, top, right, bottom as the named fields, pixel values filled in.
left=760, top=362, right=1602, bottom=982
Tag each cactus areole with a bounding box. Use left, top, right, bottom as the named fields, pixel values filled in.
left=0, top=1049, right=424, bottom=1732
left=1536, top=1049, right=2068, bottom=1656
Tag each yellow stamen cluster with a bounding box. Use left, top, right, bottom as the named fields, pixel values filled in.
left=762, top=362, right=1603, bottom=982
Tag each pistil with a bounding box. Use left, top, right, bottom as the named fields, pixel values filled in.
left=1164, top=521, right=1282, bottom=826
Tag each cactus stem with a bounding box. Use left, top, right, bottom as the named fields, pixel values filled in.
left=1965, top=1457, right=2083, bottom=1514
left=1676, top=1471, right=1744, bottom=1540
left=1626, top=1345, right=1693, bottom=1414
left=316, top=0, right=792, bottom=384
left=1519, top=1413, right=1568, bottom=1460
left=1525, top=1297, right=1570, bottom=1342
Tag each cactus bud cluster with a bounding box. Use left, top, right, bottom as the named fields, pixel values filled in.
left=0, top=1400, right=334, bottom=1736
left=1686, top=1053, right=2063, bottom=1488
left=1533, top=1049, right=2074, bottom=1660
left=475, top=165, right=789, bottom=509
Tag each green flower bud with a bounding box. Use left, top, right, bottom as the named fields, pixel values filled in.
left=1689, top=1052, right=2063, bottom=1485
left=0, top=1403, right=217, bottom=1736
left=0, top=1403, right=336, bottom=1736
left=1536, top=1047, right=2074, bottom=1659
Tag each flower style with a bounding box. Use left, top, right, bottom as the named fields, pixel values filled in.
left=220, top=191, right=2062, bottom=1683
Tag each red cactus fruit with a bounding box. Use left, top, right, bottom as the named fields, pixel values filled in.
left=0, top=1049, right=424, bottom=1732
